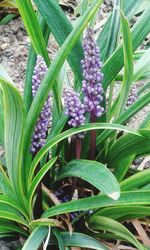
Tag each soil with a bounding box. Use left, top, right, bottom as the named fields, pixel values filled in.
left=0, top=17, right=28, bottom=93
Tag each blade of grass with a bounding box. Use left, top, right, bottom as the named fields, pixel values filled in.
left=116, top=10, right=133, bottom=115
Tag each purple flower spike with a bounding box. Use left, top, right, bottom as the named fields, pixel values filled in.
left=63, top=88, right=86, bottom=138
left=30, top=55, right=52, bottom=154
left=81, top=28, right=104, bottom=118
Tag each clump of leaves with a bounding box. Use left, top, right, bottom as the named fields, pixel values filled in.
left=0, top=0, right=150, bottom=249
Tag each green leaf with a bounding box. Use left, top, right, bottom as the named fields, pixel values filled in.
left=41, top=112, right=67, bottom=166
left=141, top=183, right=150, bottom=190
left=94, top=206, right=150, bottom=221
left=97, top=0, right=148, bottom=61
left=31, top=123, right=140, bottom=176
left=103, top=0, right=120, bottom=61
left=75, top=0, right=91, bottom=16
left=52, top=228, right=65, bottom=250
left=33, top=0, right=83, bottom=84
left=0, top=221, right=28, bottom=237
left=121, top=168, right=150, bottom=191
left=30, top=218, right=60, bottom=227
left=0, top=78, right=25, bottom=199
left=0, top=0, right=16, bottom=8
left=0, top=166, right=16, bottom=199
left=116, top=10, right=133, bottom=115
left=140, top=111, right=150, bottom=129
left=56, top=159, right=120, bottom=200
left=107, top=130, right=150, bottom=167
left=0, top=195, right=29, bottom=222
left=0, top=157, right=6, bottom=167
left=96, top=91, right=150, bottom=146
left=24, top=46, right=36, bottom=113
left=102, top=5, right=150, bottom=90
left=113, top=155, right=135, bottom=181
left=16, top=0, right=49, bottom=64
left=0, top=90, right=4, bottom=145
left=0, top=14, right=16, bottom=25
left=138, top=82, right=150, bottom=96
left=0, top=233, right=13, bottom=238
left=24, top=16, right=50, bottom=112
left=28, top=157, right=57, bottom=207
left=112, top=88, right=150, bottom=180
left=60, top=232, right=109, bottom=250
left=22, top=226, right=49, bottom=250
left=0, top=210, right=29, bottom=228
left=133, top=47, right=150, bottom=81
left=87, top=215, right=143, bottom=250
left=43, top=191, right=150, bottom=218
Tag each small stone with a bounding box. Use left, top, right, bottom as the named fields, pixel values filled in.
left=11, top=22, right=20, bottom=33
left=1, top=43, right=8, bottom=50
left=1, top=37, right=10, bottom=43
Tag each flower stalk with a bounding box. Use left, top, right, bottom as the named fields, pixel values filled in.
left=81, top=28, right=104, bottom=159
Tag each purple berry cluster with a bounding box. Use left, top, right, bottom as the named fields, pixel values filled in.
left=54, top=189, right=82, bottom=220
left=126, top=86, right=137, bottom=108
left=54, top=189, right=70, bottom=203
left=81, top=28, right=104, bottom=118
left=30, top=55, right=51, bottom=154
left=63, top=88, right=86, bottom=138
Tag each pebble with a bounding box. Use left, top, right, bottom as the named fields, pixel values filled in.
left=1, top=37, right=10, bottom=43
left=104, top=0, right=112, bottom=6
left=1, top=18, right=28, bottom=90
left=1, top=43, right=8, bottom=50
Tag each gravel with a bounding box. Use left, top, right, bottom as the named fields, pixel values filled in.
left=0, top=17, right=28, bottom=94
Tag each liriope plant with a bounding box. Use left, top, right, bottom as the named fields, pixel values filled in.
left=0, top=0, right=150, bottom=249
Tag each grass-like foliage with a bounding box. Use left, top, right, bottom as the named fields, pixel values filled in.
left=0, top=0, right=150, bottom=249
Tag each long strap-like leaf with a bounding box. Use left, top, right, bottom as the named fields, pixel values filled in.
left=103, top=5, right=150, bottom=90
left=0, top=78, right=25, bottom=201
left=43, top=191, right=150, bottom=218
left=33, top=0, right=83, bottom=84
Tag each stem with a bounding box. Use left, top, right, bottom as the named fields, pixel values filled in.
left=107, top=81, right=114, bottom=122
left=33, top=153, right=43, bottom=219
left=105, top=81, right=114, bottom=157
left=88, top=114, right=96, bottom=160
left=42, top=154, right=50, bottom=188
left=75, top=137, right=81, bottom=159
left=72, top=137, right=82, bottom=192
